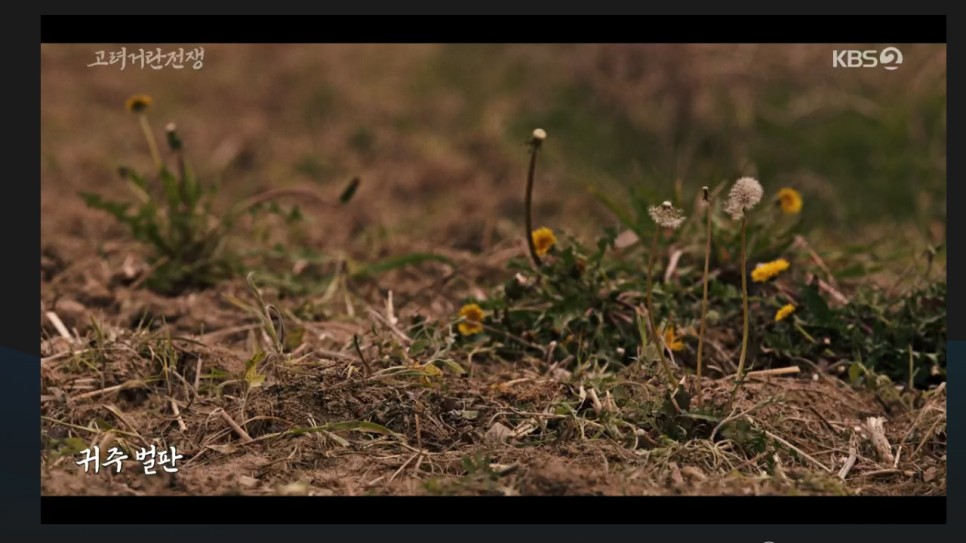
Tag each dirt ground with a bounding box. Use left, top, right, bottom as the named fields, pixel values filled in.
left=40, top=44, right=946, bottom=496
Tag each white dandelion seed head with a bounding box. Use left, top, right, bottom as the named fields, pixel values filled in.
left=648, top=202, right=686, bottom=230
left=725, top=176, right=764, bottom=220
left=532, top=128, right=547, bottom=141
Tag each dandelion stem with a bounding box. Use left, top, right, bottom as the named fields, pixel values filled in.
left=794, top=322, right=816, bottom=343
left=175, top=149, right=187, bottom=191
left=139, top=114, right=163, bottom=172
left=645, top=227, right=676, bottom=389
left=736, top=216, right=750, bottom=380
left=524, top=143, right=541, bottom=268
left=908, top=344, right=915, bottom=390
left=696, top=188, right=712, bottom=403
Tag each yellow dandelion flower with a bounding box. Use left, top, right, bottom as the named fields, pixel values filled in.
left=460, top=303, right=484, bottom=322
left=457, top=303, right=485, bottom=336
left=458, top=321, right=483, bottom=336
left=776, top=188, right=803, bottom=214
left=775, top=304, right=795, bottom=322
left=531, top=227, right=557, bottom=257
left=125, top=94, right=153, bottom=113
left=751, top=258, right=790, bottom=283
left=663, top=325, right=685, bottom=352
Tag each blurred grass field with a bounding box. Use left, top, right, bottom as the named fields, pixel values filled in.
left=42, top=44, right=945, bottom=266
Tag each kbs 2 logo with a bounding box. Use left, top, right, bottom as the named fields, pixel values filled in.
left=832, top=47, right=903, bottom=70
